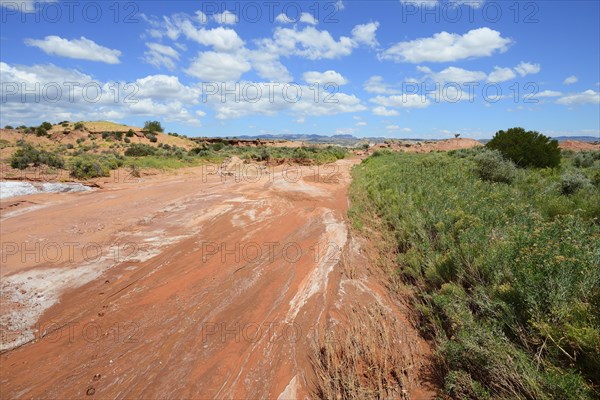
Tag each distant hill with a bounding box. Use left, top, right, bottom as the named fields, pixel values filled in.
left=232, top=133, right=427, bottom=145
left=233, top=133, right=366, bottom=146
left=552, top=136, right=599, bottom=143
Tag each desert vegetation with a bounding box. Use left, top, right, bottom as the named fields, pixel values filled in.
left=4, top=122, right=349, bottom=180
left=10, top=143, right=65, bottom=170
left=349, top=129, right=599, bottom=399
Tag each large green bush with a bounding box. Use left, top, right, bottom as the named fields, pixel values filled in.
left=486, top=127, right=561, bottom=168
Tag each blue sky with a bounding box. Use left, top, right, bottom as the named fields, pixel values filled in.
left=1, top=0, right=599, bottom=138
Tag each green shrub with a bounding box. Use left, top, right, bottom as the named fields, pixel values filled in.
left=486, top=127, right=561, bottom=168
left=474, top=149, right=517, bottom=184
left=10, top=144, right=64, bottom=169
left=69, top=156, right=110, bottom=179
left=10, top=147, right=36, bottom=169
left=40, top=122, right=53, bottom=130
left=144, top=131, right=158, bottom=142
left=371, top=149, right=393, bottom=157
left=68, top=153, right=122, bottom=179
left=126, top=129, right=135, bottom=137
left=211, top=142, right=224, bottom=151
left=35, top=127, right=48, bottom=137
left=101, top=153, right=125, bottom=169
left=257, top=147, right=270, bottom=161
left=572, top=151, right=600, bottom=168
left=74, top=122, right=85, bottom=130
left=124, top=143, right=157, bottom=157
left=189, top=147, right=209, bottom=157
left=4, top=125, right=14, bottom=129
left=560, top=171, right=590, bottom=195
left=143, top=120, right=164, bottom=133
left=573, top=154, right=592, bottom=168
left=37, top=151, right=65, bottom=169
left=66, top=143, right=74, bottom=149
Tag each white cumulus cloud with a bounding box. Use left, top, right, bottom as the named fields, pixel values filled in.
left=303, top=70, right=348, bottom=85
left=487, top=66, right=517, bottom=83
left=24, top=36, right=121, bottom=64
left=275, top=13, right=294, bottom=23
left=143, top=43, right=180, bottom=70
left=514, top=62, right=540, bottom=77
left=300, top=12, right=318, bottom=25
left=351, top=22, right=379, bottom=47
left=180, top=25, right=245, bottom=52
left=418, top=66, right=486, bottom=83
left=563, top=75, right=578, bottom=85
left=536, top=90, right=562, bottom=97
left=380, top=27, right=511, bottom=63
left=213, top=10, right=238, bottom=25
left=372, top=106, right=400, bottom=116
left=186, top=51, right=251, bottom=81
left=556, top=90, right=599, bottom=105
left=266, top=26, right=355, bottom=60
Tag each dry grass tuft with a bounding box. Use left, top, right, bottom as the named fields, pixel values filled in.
left=311, top=303, right=416, bottom=399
